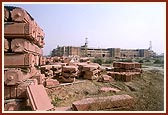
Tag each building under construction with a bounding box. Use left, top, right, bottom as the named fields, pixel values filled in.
left=52, top=46, right=156, bottom=58
left=51, top=38, right=156, bottom=58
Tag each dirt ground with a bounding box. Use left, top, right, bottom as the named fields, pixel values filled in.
left=46, top=66, right=164, bottom=111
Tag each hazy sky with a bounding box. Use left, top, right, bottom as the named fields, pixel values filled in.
left=4, top=2, right=166, bottom=55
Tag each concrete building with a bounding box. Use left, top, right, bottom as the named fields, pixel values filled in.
left=87, top=48, right=110, bottom=57
left=108, top=48, right=121, bottom=58
left=51, top=46, right=156, bottom=58
left=53, top=46, right=81, bottom=56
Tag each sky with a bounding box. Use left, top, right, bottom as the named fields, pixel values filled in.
left=4, top=2, right=166, bottom=55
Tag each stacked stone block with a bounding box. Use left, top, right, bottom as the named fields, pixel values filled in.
left=107, top=62, right=142, bottom=82
left=40, top=65, right=54, bottom=78
left=4, top=6, right=45, bottom=110
left=77, top=63, right=101, bottom=80
left=113, top=62, right=142, bottom=73
left=58, top=66, right=79, bottom=83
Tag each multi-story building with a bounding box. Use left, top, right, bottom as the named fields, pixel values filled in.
left=51, top=46, right=156, bottom=58
left=108, top=48, right=121, bottom=58
left=53, top=46, right=81, bottom=56
left=87, top=48, right=110, bottom=57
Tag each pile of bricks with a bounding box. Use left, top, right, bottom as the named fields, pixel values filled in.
left=52, top=56, right=61, bottom=63
left=40, top=65, right=53, bottom=77
left=51, top=65, right=62, bottom=77
left=4, top=6, right=45, bottom=110
left=58, top=66, right=79, bottom=83
left=40, top=64, right=62, bottom=78
left=107, top=71, right=141, bottom=82
left=61, top=56, right=71, bottom=64
left=79, top=57, right=90, bottom=62
left=39, top=62, right=101, bottom=82
left=41, top=56, right=75, bottom=65
left=40, top=56, right=47, bottom=65
left=77, top=63, right=101, bottom=80
left=113, top=62, right=142, bottom=73
left=106, top=62, right=142, bottom=82
left=76, top=62, right=87, bottom=78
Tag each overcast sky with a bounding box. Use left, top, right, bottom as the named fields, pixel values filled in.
left=4, top=2, right=166, bottom=55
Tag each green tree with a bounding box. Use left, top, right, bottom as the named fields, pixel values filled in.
left=93, top=58, right=103, bottom=65
left=139, top=60, right=143, bottom=63
left=104, top=58, right=113, bottom=64
left=50, top=49, right=57, bottom=57
left=153, top=59, right=163, bottom=64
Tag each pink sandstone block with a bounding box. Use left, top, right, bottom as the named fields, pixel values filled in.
left=99, top=87, right=120, bottom=93
left=26, top=85, right=53, bottom=111
left=72, top=94, right=134, bottom=111
left=54, top=106, right=72, bottom=111
left=45, top=78, right=59, bottom=87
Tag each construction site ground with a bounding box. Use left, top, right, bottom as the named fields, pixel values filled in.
left=46, top=65, right=164, bottom=111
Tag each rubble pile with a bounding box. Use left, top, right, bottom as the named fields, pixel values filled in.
left=4, top=6, right=45, bottom=110
left=113, top=62, right=142, bottom=72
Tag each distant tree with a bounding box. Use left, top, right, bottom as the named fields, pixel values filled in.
left=50, top=49, right=57, bottom=57
left=145, top=59, right=150, bottom=62
left=139, top=60, right=143, bottom=63
left=93, top=58, right=103, bottom=65
left=104, top=58, right=113, bottom=64
left=153, top=59, right=163, bottom=64
left=120, top=59, right=133, bottom=62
